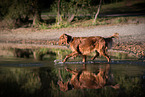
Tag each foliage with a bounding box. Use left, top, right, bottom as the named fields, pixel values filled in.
left=37, top=23, right=49, bottom=30
left=33, top=48, right=56, bottom=60
left=0, top=0, right=31, bottom=27
left=4, top=0, right=30, bottom=19
left=51, top=0, right=95, bottom=23
left=51, top=21, right=71, bottom=29
left=1, top=0, right=144, bottom=29
left=0, top=0, right=54, bottom=28
left=51, top=48, right=72, bottom=60
left=32, top=48, right=72, bottom=61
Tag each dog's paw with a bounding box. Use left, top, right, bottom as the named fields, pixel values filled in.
left=54, top=60, right=62, bottom=64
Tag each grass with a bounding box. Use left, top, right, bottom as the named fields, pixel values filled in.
left=35, top=16, right=145, bottom=30
left=70, top=16, right=144, bottom=27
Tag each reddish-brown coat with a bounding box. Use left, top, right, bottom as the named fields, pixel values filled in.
left=59, top=33, right=119, bottom=62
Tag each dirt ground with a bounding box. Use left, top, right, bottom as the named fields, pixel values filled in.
left=0, top=23, right=145, bottom=59
left=0, top=23, right=145, bottom=41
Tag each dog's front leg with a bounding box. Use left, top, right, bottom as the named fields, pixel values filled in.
left=91, top=50, right=99, bottom=60
left=82, top=55, right=87, bottom=62
left=63, top=52, right=79, bottom=62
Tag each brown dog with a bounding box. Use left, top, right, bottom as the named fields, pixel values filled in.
left=58, top=64, right=119, bottom=92
left=59, top=33, right=119, bottom=62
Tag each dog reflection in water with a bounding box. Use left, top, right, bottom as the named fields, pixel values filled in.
left=58, top=64, right=119, bottom=92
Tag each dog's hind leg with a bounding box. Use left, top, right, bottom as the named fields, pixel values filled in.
left=91, top=50, right=99, bottom=60
left=99, top=49, right=111, bottom=62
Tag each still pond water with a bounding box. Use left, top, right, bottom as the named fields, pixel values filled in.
left=0, top=57, right=145, bottom=97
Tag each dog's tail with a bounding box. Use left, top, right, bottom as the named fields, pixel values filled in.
left=110, top=33, right=119, bottom=38
left=105, top=33, right=119, bottom=49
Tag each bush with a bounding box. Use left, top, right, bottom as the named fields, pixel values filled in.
left=38, top=23, right=49, bottom=30
left=51, top=22, right=71, bottom=29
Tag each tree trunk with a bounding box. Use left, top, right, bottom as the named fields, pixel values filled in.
left=93, top=0, right=102, bottom=23
left=57, top=0, right=61, bottom=25
left=32, top=9, right=42, bottom=26
left=32, top=0, right=42, bottom=26
left=33, top=11, right=38, bottom=26
left=67, top=14, right=75, bottom=23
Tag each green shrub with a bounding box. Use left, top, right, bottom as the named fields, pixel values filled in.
left=37, top=23, right=48, bottom=30
left=51, top=22, right=71, bottom=29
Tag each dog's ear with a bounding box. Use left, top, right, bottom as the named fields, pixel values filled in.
left=63, top=34, right=72, bottom=44
left=63, top=34, right=68, bottom=40
left=111, top=33, right=119, bottom=38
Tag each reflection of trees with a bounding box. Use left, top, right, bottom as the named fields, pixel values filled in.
left=0, top=67, right=41, bottom=97
left=115, top=73, right=145, bottom=97
left=0, top=64, right=145, bottom=97
left=0, top=66, right=60, bottom=97
left=36, top=67, right=58, bottom=97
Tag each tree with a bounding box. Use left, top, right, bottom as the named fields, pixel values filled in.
left=93, top=0, right=102, bottom=23
left=52, top=0, right=92, bottom=23
left=0, top=0, right=54, bottom=28
left=57, top=0, right=61, bottom=25
left=31, top=0, right=42, bottom=26
left=31, top=0, right=54, bottom=26
left=0, top=0, right=31, bottom=27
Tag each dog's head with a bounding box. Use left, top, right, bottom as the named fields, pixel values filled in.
left=59, top=34, right=72, bottom=45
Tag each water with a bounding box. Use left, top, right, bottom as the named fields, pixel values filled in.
left=0, top=57, right=145, bottom=97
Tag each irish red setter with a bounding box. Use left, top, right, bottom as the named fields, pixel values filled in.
left=59, top=33, right=119, bottom=62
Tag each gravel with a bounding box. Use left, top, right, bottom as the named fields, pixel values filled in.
left=1, top=23, right=145, bottom=42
